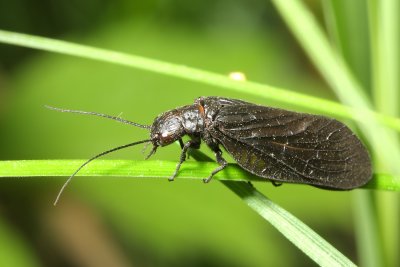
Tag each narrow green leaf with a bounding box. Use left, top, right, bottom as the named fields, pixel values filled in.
left=0, top=160, right=259, bottom=181
left=0, top=29, right=399, bottom=132
left=223, top=181, right=357, bottom=267
left=368, top=1, right=400, bottom=266
left=271, top=0, right=400, bottom=173
left=322, top=0, right=371, bottom=90
left=0, top=160, right=398, bottom=191
left=323, top=2, right=382, bottom=266
left=352, top=190, right=383, bottom=267
left=0, top=158, right=391, bottom=267
left=185, top=149, right=358, bottom=267
left=370, top=0, right=399, bottom=114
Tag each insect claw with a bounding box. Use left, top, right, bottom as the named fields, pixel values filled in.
left=272, top=181, right=282, bottom=187
left=203, top=177, right=211, bottom=183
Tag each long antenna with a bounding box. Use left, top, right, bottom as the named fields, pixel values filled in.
left=54, top=139, right=152, bottom=206
left=45, top=105, right=151, bottom=129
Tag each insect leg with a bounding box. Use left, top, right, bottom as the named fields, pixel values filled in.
left=169, top=138, right=200, bottom=181
left=272, top=181, right=282, bottom=187
left=203, top=149, right=227, bottom=183
left=178, top=139, right=185, bottom=149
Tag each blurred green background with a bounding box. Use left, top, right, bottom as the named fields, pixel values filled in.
left=0, top=1, right=366, bottom=266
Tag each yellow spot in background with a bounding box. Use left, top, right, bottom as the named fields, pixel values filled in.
left=228, top=71, right=246, bottom=81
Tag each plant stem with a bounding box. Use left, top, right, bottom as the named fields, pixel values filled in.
left=0, top=29, right=399, bottom=132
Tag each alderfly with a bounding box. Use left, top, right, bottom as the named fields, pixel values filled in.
left=47, top=97, right=372, bottom=205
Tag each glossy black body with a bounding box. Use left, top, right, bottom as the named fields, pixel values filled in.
left=151, top=97, right=372, bottom=189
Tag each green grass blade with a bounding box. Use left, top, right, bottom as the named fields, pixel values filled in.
left=272, top=0, right=369, bottom=106
left=0, top=160, right=398, bottom=190
left=169, top=148, right=359, bottom=267
left=2, top=159, right=359, bottom=265
left=271, top=0, right=400, bottom=184
left=370, top=0, right=399, bottom=114
left=368, top=1, right=400, bottom=266
left=0, top=29, right=400, bottom=132
left=322, top=1, right=371, bottom=90
left=223, top=181, right=356, bottom=267
left=353, top=190, right=383, bottom=267
left=322, top=2, right=382, bottom=266
left=0, top=160, right=259, bottom=181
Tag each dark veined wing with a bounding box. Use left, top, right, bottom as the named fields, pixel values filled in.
left=209, top=103, right=372, bottom=189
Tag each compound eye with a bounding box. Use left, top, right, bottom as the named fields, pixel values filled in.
left=161, top=131, right=169, bottom=138
left=159, top=131, right=175, bottom=145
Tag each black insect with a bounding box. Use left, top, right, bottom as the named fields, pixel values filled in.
left=48, top=96, right=372, bottom=205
